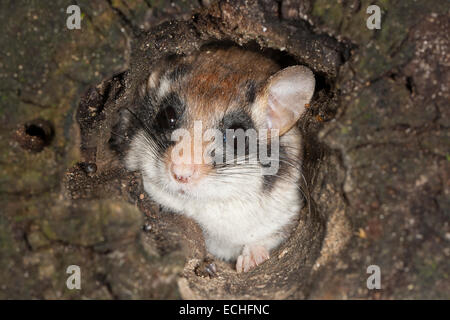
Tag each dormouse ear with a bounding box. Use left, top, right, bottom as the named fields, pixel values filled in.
left=260, top=65, right=315, bottom=136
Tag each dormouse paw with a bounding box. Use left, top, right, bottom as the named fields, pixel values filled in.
left=236, top=245, right=270, bottom=273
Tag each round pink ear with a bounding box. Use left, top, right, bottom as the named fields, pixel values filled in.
left=265, top=65, right=315, bottom=135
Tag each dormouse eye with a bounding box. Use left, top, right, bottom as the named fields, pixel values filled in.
left=156, top=106, right=177, bottom=130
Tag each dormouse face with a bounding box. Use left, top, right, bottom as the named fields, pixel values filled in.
left=123, top=47, right=315, bottom=202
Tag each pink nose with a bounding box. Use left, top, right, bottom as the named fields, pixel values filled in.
left=170, top=163, right=197, bottom=183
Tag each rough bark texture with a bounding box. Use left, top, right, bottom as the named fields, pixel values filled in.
left=0, top=0, right=448, bottom=299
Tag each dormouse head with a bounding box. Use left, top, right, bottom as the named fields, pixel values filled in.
left=122, top=47, right=315, bottom=201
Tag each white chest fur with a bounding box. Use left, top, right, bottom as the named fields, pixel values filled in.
left=142, top=174, right=301, bottom=261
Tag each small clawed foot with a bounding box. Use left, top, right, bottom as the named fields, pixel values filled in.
left=236, top=245, right=269, bottom=273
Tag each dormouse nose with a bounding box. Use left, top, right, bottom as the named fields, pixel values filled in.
left=170, top=163, right=198, bottom=184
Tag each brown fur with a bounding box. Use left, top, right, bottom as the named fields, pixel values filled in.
left=147, top=46, right=280, bottom=128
